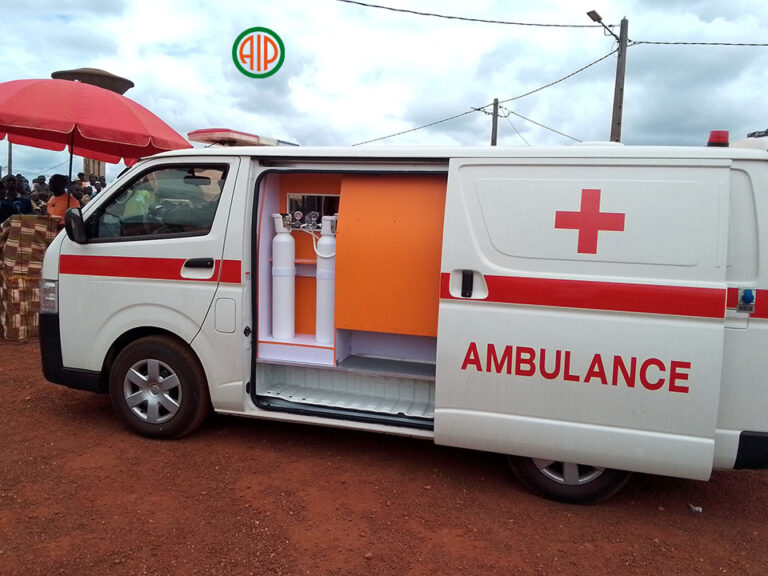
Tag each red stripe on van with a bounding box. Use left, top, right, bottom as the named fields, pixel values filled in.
left=753, top=291, right=768, bottom=318
left=59, top=255, right=241, bottom=284
left=725, top=287, right=768, bottom=318
left=440, top=273, right=725, bottom=319
left=219, top=259, right=242, bottom=283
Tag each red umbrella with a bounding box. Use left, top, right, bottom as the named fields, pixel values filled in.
left=0, top=78, right=191, bottom=166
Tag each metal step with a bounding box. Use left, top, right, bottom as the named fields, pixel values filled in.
left=338, top=355, right=436, bottom=380
left=255, top=360, right=436, bottom=420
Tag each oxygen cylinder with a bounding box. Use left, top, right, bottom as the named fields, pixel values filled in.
left=272, top=213, right=295, bottom=340
left=315, top=215, right=337, bottom=345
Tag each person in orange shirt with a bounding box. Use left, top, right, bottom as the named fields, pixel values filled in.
left=46, top=174, right=81, bottom=221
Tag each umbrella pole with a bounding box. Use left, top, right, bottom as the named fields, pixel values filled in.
left=66, top=131, right=74, bottom=209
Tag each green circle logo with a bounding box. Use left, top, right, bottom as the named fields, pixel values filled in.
left=233, top=27, right=285, bottom=78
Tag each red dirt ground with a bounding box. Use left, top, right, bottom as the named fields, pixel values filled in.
left=1, top=339, right=766, bottom=576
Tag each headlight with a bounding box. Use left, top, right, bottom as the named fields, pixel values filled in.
left=40, top=280, right=58, bottom=314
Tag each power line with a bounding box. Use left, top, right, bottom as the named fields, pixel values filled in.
left=633, top=40, right=768, bottom=47
left=337, top=1, right=768, bottom=47
left=336, top=0, right=611, bottom=28
left=352, top=109, right=477, bottom=146
left=352, top=49, right=616, bottom=146
left=3, top=157, right=69, bottom=176
left=499, top=49, right=618, bottom=105
left=503, top=116, right=530, bottom=146
left=499, top=106, right=581, bottom=142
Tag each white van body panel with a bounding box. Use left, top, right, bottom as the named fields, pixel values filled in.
left=53, top=156, right=241, bottom=374
left=435, top=157, right=729, bottom=479
left=40, top=145, right=768, bottom=488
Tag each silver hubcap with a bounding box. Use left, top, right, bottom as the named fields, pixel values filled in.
left=532, top=459, right=605, bottom=486
left=123, top=358, right=182, bottom=424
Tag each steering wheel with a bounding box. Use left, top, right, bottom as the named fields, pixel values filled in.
left=143, top=204, right=169, bottom=234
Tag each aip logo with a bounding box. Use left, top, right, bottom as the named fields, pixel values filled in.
left=233, top=27, right=285, bottom=78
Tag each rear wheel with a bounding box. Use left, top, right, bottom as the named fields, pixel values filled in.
left=508, top=456, right=631, bottom=504
left=109, top=335, right=210, bottom=438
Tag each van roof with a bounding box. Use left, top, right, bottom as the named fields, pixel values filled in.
left=148, top=144, right=768, bottom=162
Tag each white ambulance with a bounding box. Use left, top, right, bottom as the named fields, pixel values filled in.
left=40, top=139, right=768, bottom=503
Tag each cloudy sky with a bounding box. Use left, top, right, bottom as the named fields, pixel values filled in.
left=2, top=0, right=767, bottom=180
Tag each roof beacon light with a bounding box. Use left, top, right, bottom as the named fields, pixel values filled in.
left=707, top=130, right=730, bottom=147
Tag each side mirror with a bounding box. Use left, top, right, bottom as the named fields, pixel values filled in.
left=64, top=207, right=88, bottom=244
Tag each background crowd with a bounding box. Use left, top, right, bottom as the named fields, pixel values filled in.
left=0, top=172, right=107, bottom=224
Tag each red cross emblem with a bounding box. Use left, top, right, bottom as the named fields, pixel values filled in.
left=555, top=189, right=625, bottom=254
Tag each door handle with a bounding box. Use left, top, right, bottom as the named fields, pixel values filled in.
left=184, top=258, right=215, bottom=269
left=449, top=270, right=489, bottom=300
left=461, top=269, right=474, bottom=298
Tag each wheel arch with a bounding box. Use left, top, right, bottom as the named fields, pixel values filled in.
left=99, top=327, right=203, bottom=392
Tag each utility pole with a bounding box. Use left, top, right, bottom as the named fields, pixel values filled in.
left=490, top=98, right=499, bottom=146
left=587, top=11, right=629, bottom=142
left=610, top=18, right=629, bottom=142
left=6, top=142, right=11, bottom=176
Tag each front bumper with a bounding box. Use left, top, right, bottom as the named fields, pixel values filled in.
left=39, top=312, right=103, bottom=393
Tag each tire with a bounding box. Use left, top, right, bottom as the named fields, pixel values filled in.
left=109, top=335, right=211, bottom=439
left=508, top=456, right=631, bottom=504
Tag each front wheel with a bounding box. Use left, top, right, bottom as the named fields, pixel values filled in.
left=109, top=335, right=210, bottom=439
left=508, top=456, right=632, bottom=504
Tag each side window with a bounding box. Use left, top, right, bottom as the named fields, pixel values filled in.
left=88, top=164, right=228, bottom=240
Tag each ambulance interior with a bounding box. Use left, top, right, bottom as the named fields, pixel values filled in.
left=254, top=172, right=447, bottom=429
